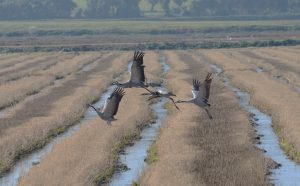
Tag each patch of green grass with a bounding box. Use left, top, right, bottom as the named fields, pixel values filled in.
left=94, top=166, right=115, bottom=186
left=1, top=19, right=300, bottom=37
left=0, top=161, right=7, bottom=176
left=145, top=143, right=159, bottom=164
left=2, top=39, right=300, bottom=53
left=274, top=124, right=300, bottom=163
left=132, top=181, right=140, bottom=186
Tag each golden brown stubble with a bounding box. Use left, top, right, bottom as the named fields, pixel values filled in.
left=0, top=53, right=74, bottom=84
left=144, top=51, right=162, bottom=83
left=0, top=53, right=20, bottom=61
left=0, top=52, right=129, bottom=175
left=140, top=51, right=270, bottom=186
left=256, top=47, right=300, bottom=69
left=255, top=48, right=300, bottom=87
left=242, top=49, right=300, bottom=77
left=40, top=52, right=103, bottom=77
left=0, top=54, right=55, bottom=76
left=0, top=75, right=54, bottom=109
left=0, top=53, right=41, bottom=69
left=202, top=49, right=300, bottom=162
left=223, top=50, right=299, bottom=92
left=19, top=88, right=151, bottom=186
left=277, top=46, right=300, bottom=54
left=19, top=52, right=161, bottom=186
left=0, top=53, right=102, bottom=110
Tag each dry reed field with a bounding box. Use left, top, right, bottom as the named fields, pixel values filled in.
left=202, top=48, right=300, bottom=162
left=0, top=52, right=127, bottom=174
left=18, top=51, right=162, bottom=185
left=0, top=47, right=299, bottom=186
left=140, top=51, right=271, bottom=186
left=0, top=53, right=74, bottom=83
left=0, top=53, right=42, bottom=69
left=228, top=50, right=299, bottom=92
left=0, top=53, right=104, bottom=110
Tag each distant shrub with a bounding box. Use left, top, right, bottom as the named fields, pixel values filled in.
left=1, top=39, right=300, bottom=53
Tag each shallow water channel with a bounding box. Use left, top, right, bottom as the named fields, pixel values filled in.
left=209, top=62, right=300, bottom=185
left=0, top=63, right=131, bottom=186
left=109, top=55, right=169, bottom=186
left=0, top=110, right=5, bottom=118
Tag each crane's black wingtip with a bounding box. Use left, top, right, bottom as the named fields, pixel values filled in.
left=133, top=50, right=145, bottom=61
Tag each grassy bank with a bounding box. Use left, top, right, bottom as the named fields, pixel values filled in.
left=1, top=39, right=300, bottom=53
left=1, top=19, right=300, bottom=37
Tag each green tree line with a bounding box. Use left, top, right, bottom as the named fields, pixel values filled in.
left=1, top=0, right=300, bottom=19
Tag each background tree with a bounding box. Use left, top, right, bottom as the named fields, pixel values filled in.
left=172, top=0, right=187, bottom=15
left=160, top=0, right=170, bottom=16
left=86, top=0, right=114, bottom=18
left=148, top=0, right=159, bottom=12
left=0, top=0, right=76, bottom=19
left=86, top=0, right=140, bottom=18
left=115, top=0, right=140, bottom=18
left=289, top=0, right=300, bottom=13
left=1, top=0, right=300, bottom=19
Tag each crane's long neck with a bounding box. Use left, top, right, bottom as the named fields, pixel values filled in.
left=113, top=81, right=132, bottom=88
left=177, top=99, right=193, bottom=103
left=112, top=81, right=122, bottom=86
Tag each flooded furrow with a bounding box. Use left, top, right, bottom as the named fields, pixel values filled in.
left=109, top=54, right=169, bottom=186
left=0, top=63, right=130, bottom=186
left=204, top=57, right=300, bottom=185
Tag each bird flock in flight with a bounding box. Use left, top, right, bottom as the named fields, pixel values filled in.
left=90, top=51, right=213, bottom=124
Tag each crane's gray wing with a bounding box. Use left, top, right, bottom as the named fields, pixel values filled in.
left=202, top=73, right=213, bottom=101
left=101, top=99, right=108, bottom=113
left=130, top=51, right=146, bottom=83
left=136, top=65, right=146, bottom=83
left=103, top=88, right=125, bottom=118
left=192, top=79, right=201, bottom=99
